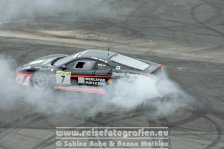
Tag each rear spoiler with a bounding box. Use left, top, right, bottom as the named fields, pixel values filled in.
left=151, top=64, right=163, bottom=75
left=137, top=58, right=163, bottom=73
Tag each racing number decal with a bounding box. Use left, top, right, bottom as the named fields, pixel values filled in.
left=56, top=71, right=71, bottom=85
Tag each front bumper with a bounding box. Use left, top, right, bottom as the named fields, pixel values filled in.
left=16, top=73, right=33, bottom=86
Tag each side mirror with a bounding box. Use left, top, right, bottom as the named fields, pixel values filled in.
left=60, top=65, right=67, bottom=70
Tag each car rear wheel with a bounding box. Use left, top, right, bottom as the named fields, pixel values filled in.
left=32, top=72, right=50, bottom=89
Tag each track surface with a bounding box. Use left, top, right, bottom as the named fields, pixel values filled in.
left=0, top=0, right=224, bottom=149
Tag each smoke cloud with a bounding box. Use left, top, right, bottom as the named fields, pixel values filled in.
left=0, top=54, right=192, bottom=121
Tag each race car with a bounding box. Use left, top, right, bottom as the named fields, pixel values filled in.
left=16, top=49, right=163, bottom=94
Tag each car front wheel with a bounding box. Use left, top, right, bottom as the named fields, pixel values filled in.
left=32, top=72, right=50, bottom=90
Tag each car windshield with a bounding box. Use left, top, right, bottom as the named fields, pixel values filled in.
left=110, top=54, right=150, bottom=71
left=54, top=52, right=80, bottom=67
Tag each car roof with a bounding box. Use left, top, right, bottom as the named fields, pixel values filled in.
left=78, top=49, right=150, bottom=71
left=79, top=49, right=117, bottom=60
left=54, top=49, right=152, bottom=71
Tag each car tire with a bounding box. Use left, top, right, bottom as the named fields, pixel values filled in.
left=31, top=72, right=51, bottom=90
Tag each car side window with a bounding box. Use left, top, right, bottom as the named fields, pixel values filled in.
left=66, top=60, right=95, bottom=70
left=95, top=62, right=110, bottom=70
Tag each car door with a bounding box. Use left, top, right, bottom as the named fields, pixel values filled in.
left=56, top=59, right=96, bottom=86
left=56, top=59, right=112, bottom=86
left=92, top=62, right=112, bottom=86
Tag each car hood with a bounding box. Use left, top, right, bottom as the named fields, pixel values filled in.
left=26, top=54, right=67, bottom=66
left=17, top=54, right=67, bottom=72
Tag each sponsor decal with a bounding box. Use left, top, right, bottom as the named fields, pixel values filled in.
left=85, top=78, right=106, bottom=85
left=112, top=72, right=139, bottom=77
left=78, top=77, right=106, bottom=85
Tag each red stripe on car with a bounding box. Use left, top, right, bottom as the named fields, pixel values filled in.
left=16, top=73, right=33, bottom=77
left=53, top=87, right=106, bottom=95
left=71, top=75, right=111, bottom=78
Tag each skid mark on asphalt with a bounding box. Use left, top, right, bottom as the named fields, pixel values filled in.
left=0, top=113, right=45, bottom=141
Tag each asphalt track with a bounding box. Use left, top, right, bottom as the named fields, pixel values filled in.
left=0, top=0, right=224, bottom=149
